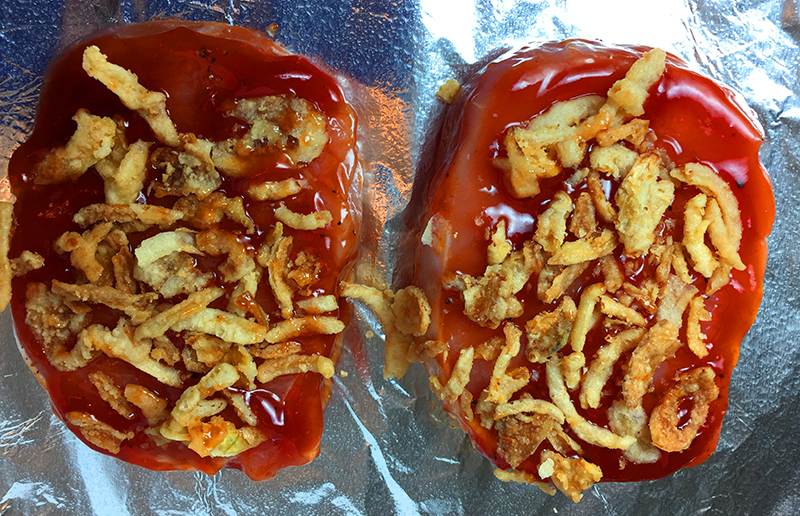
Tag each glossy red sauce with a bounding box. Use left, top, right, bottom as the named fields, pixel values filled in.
left=7, top=20, right=360, bottom=479
left=404, top=40, right=774, bottom=482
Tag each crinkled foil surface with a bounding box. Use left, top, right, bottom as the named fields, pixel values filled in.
left=0, top=1, right=798, bottom=514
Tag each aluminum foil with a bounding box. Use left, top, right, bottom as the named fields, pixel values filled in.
left=0, top=0, right=798, bottom=514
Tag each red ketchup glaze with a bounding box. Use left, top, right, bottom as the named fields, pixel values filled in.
left=404, top=40, right=774, bottom=482
left=7, top=20, right=360, bottom=479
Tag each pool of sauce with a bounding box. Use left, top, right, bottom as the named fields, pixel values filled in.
left=7, top=20, right=360, bottom=480
left=405, top=40, right=774, bottom=482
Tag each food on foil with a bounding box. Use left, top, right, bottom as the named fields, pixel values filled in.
left=3, top=20, right=361, bottom=479
left=348, top=40, right=774, bottom=501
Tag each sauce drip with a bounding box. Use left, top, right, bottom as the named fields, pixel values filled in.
left=8, top=20, right=360, bottom=480
left=405, top=40, right=774, bottom=482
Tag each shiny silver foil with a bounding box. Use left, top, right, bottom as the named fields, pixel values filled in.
left=0, top=0, right=798, bottom=514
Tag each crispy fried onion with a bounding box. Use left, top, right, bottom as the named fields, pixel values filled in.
left=486, top=323, right=529, bottom=404
left=159, top=364, right=265, bottom=457
left=495, top=96, right=604, bottom=198
left=82, top=46, right=179, bottom=146
left=172, top=308, right=268, bottom=345
left=109, top=236, right=137, bottom=294
left=340, top=281, right=412, bottom=379
left=622, top=280, right=660, bottom=314
left=590, top=143, right=638, bottom=179
left=621, top=320, right=680, bottom=408
left=134, top=251, right=211, bottom=299
left=671, top=163, right=743, bottom=269
left=89, top=227, right=127, bottom=288
left=599, top=294, right=646, bottom=326
left=534, top=191, right=573, bottom=253
left=525, top=296, right=577, bottom=363
left=579, top=328, right=645, bottom=409
left=597, top=118, right=650, bottom=148
left=607, top=400, right=661, bottom=464
left=569, top=283, right=605, bottom=352
left=247, top=177, right=308, bottom=201
left=588, top=170, right=617, bottom=223
left=560, top=351, right=585, bottom=391
left=686, top=295, right=711, bottom=358
left=670, top=244, right=694, bottom=284
left=52, top=280, right=157, bottom=324
left=124, top=384, right=169, bottom=426
left=538, top=450, right=602, bottom=503
left=73, top=203, right=184, bottom=229
left=475, top=390, right=496, bottom=429
left=96, top=140, right=151, bottom=204
left=287, top=251, right=322, bottom=295
left=497, top=413, right=571, bottom=469
left=24, top=283, right=93, bottom=370
left=296, top=295, right=338, bottom=314
left=566, top=167, right=590, bottom=186
left=250, top=341, right=303, bottom=360
left=150, top=336, right=179, bottom=366
left=55, top=222, right=113, bottom=283
left=579, top=48, right=665, bottom=140
left=173, top=192, right=255, bottom=234
left=265, top=316, right=344, bottom=343
left=185, top=333, right=257, bottom=389
left=135, top=287, right=223, bottom=341
left=493, top=468, right=556, bottom=496
left=416, top=339, right=448, bottom=361
left=614, top=154, right=674, bottom=256
left=227, top=268, right=264, bottom=320
left=274, top=203, right=332, bottom=230
left=258, top=223, right=294, bottom=319
left=224, top=390, right=258, bottom=426
left=475, top=335, right=503, bottom=361
left=33, top=109, right=116, bottom=185
left=441, top=347, right=474, bottom=402
left=649, top=366, right=719, bottom=452
left=682, top=193, right=718, bottom=278
left=66, top=411, right=134, bottom=454
left=706, top=263, right=733, bottom=295
left=459, top=390, right=474, bottom=421
left=487, top=219, right=512, bottom=265
left=11, top=250, right=44, bottom=277
left=609, top=48, right=666, bottom=115
left=655, top=274, right=698, bottom=328
left=213, top=95, right=328, bottom=173
left=569, top=192, right=597, bottom=238
left=256, top=353, right=335, bottom=384
left=448, top=240, right=543, bottom=328
left=494, top=393, right=564, bottom=424
left=546, top=357, right=634, bottom=450
left=134, top=229, right=201, bottom=269
left=599, top=256, right=624, bottom=292
left=195, top=228, right=256, bottom=284
left=185, top=415, right=266, bottom=458
left=391, top=286, right=431, bottom=337
left=88, top=371, right=135, bottom=420
left=151, top=138, right=221, bottom=199
left=436, top=79, right=461, bottom=104
left=705, top=196, right=745, bottom=270
left=93, top=118, right=127, bottom=175
left=654, top=243, right=679, bottom=284
left=548, top=229, right=617, bottom=266
left=78, top=319, right=182, bottom=387
left=537, top=262, right=589, bottom=304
